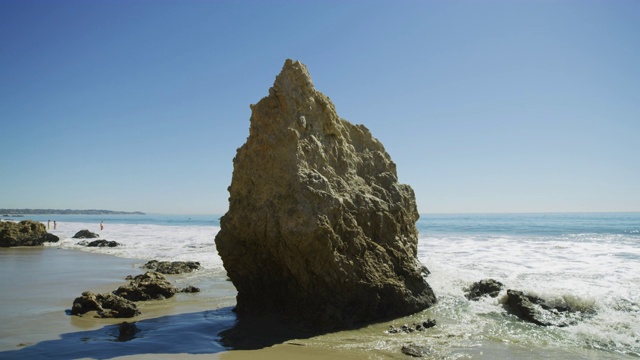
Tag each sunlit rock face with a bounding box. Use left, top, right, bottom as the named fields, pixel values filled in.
left=215, top=59, right=435, bottom=329
left=0, top=220, right=59, bottom=247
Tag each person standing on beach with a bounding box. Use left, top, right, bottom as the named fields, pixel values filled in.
left=54, top=221, right=57, bottom=230
left=100, top=221, right=104, bottom=231
left=47, top=220, right=50, bottom=230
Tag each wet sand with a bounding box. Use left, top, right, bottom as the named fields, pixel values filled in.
left=0, top=248, right=371, bottom=360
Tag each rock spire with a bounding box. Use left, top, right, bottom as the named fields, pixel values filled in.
left=215, top=59, right=435, bottom=329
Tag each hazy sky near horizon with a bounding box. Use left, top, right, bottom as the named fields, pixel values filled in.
left=1, top=0, right=638, bottom=215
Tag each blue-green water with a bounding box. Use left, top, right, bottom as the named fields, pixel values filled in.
left=12, top=211, right=639, bottom=237
left=419, top=212, right=640, bottom=237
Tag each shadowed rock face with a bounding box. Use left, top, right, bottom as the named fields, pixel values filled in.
left=215, top=59, right=435, bottom=330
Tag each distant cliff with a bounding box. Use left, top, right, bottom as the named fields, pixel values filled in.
left=0, top=209, right=145, bottom=215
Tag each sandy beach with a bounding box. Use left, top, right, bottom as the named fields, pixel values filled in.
left=0, top=247, right=372, bottom=360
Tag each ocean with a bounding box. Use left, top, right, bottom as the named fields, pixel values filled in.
left=1, top=212, right=638, bottom=359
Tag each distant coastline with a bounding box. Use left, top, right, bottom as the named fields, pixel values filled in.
left=0, top=209, right=145, bottom=216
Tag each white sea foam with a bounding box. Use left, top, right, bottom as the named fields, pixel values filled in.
left=419, top=232, right=640, bottom=357
left=44, top=222, right=223, bottom=270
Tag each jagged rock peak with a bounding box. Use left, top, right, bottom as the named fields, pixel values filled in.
left=272, top=59, right=315, bottom=97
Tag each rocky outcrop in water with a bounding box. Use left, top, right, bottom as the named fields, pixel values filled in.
left=72, top=229, right=100, bottom=239
left=401, top=344, right=434, bottom=358
left=118, top=322, right=140, bottom=341
left=504, top=289, right=595, bottom=327
left=387, top=319, right=437, bottom=334
left=466, top=279, right=504, bottom=300
left=77, top=239, right=120, bottom=247
left=143, top=260, right=201, bottom=274
left=215, top=59, right=435, bottom=329
left=0, top=220, right=59, bottom=247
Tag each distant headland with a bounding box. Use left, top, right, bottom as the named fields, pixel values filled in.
left=0, top=209, right=145, bottom=216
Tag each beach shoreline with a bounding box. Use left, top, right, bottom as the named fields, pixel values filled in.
left=0, top=246, right=375, bottom=360
left=0, top=247, right=229, bottom=359
left=1, top=213, right=638, bottom=359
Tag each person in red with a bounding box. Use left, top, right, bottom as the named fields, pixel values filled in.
left=100, top=221, right=104, bottom=231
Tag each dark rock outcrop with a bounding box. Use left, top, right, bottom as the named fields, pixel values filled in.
left=118, top=322, right=139, bottom=341
left=143, top=260, right=201, bottom=274
left=113, top=271, right=178, bottom=301
left=72, top=271, right=199, bottom=318
left=180, top=285, right=201, bottom=293
left=77, top=239, right=120, bottom=247
left=466, top=279, right=504, bottom=300
left=387, top=319, right=437, bottom=334
left=505, top=289, right=595, bottom=327
left=506, top=290, right=548, bottom=326
left=71, top=291, right=140, bottom=318
left=0, top=220, right=59, bottom=247
left=215, top=59, right=435, bottom=329
left=401, top=344, right=434, bottom=358
left=72, top=229, right=100, bottom=239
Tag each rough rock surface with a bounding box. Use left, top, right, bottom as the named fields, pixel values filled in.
left=401, top=344, right=434, bottom=358
left=77, top=239, right=120, bottom=247
left=215, top=59, right=436, bottom=329
left=466, top=279, right=504, bottom=300
left=143, top=260, right=201, bottom=274
left=71, top=291, right=139, bottom=318
left=504, top=289, right=595, bottom=327
left=387, top=319, right=436, bottom=334
left=72, top=229, right=100, bottom=239
left=0, top=220, right=59, bottom=247
left=113, top=271, right=178, bottom=301
left=180, top=285, right=201, bottom=293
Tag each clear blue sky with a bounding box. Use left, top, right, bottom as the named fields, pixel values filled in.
left=1, top=0, right=638, bottom=215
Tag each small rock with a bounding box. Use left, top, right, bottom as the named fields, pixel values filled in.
left=387, top=319, right=436, bottom=334
left=401, top=324, right=413, bottom=333
left=505, top=289, right=549, bottom=326
left=72, top=229, right=100, bottom=239
left=118, top=322, right=139, bottom=341
left=422, top=318, right=437, bottom=329
left=180, top=285, right=201, bottom=293
left=143, top=260, right=201, bottom=274
left=113, top=271, right=178, bottom=301
left=70, top=291, right=139, bottom=318
left=465, top=279, right=504, bottom=300
left=401, top=344, right=432, bottom=357
left=86, top=240, right=120, bottom=247
left=505, top=289, right=596, bottom=327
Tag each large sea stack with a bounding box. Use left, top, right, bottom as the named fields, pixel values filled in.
left=215, top=59, right=435, bottom=330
